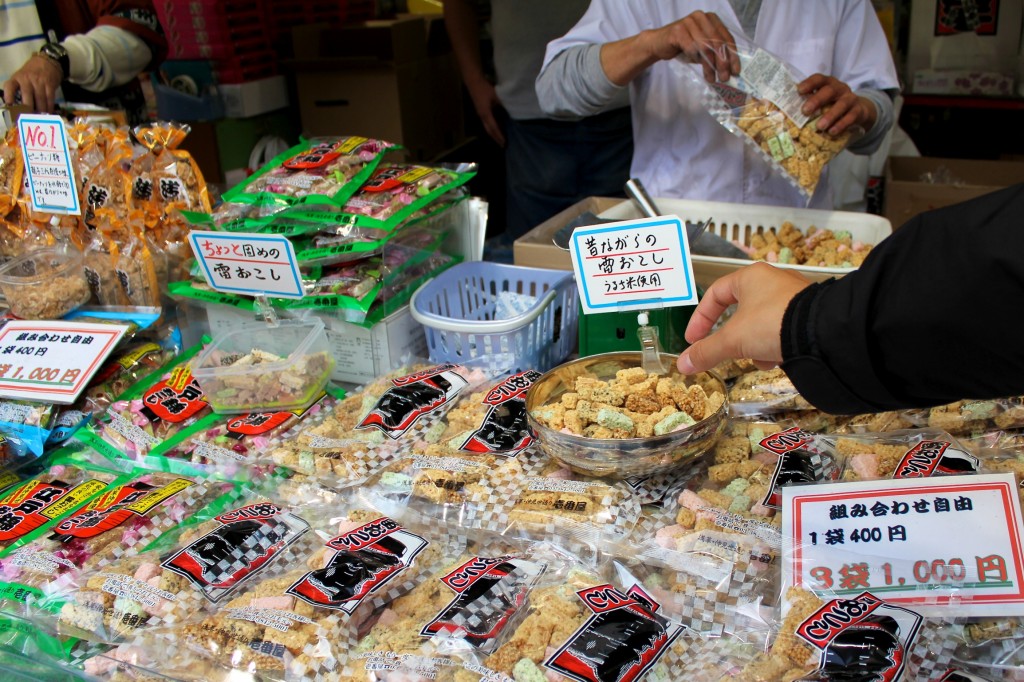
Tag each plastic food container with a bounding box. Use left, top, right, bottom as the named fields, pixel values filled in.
left=526, top=352, right=728, bottom=478
left=190, top=318, right=335, bottom=414
left=0, top=245, right=92, bottom=319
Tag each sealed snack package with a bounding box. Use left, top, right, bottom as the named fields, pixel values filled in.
left=83, top=340, right=218, bottom=461
left=729, top=367, right=814, bottom=416
left=906, top=397, right=1024, bottom=437
left=952, top=617, right=1024, bottom=681
left=134, top=504, right=462, bottom=681
left=112, top=226, right=161, bottom=308
left=0, top=130, right=24, bottom=218
left=835, top=429, right=980, bottom=481
left=0, top=470, right=234, bottom=625
left=81, top=133, right=134, bottom=228
left=0, top=400, right=58, bottom=457
left=53, top=491, right=314, bottom=645
left=132, top=122, right=211, bottom=215
left=223, top=136, right=397, bottom=206
left=79, top=342, right=176, bottom=418
left=266, top=361, right=498, bottom=486
left=677, top=35, right=856, bottom=204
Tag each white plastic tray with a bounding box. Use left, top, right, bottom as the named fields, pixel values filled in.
left=598, top=198, right=893, bottom=285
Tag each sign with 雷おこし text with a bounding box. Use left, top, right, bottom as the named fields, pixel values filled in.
left=188, top=231, right=303, bottom=299
left=0, top=321, right=129, bottom=404
left=783, top=474, right=1024, bottom=618
left=18, top=115, right=80, bottom=215
left=568, top=216, right=698, bottom=315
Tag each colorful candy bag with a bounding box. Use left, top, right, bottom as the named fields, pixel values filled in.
left=222, top=136, right=397, bottom=206
left=0, top=469, right=234, bottom=626
left=0, top=400, right=58, bottom=457
left=81, top=340, right=218, bottom=461
left=679, top=31, right=855, bottom=204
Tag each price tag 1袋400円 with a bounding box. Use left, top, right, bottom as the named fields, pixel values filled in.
left=783, top=473, right=1024, bottom=618
left=188, top=231, right=304, bottom=299
left=568, top=216, right=698, bottom=315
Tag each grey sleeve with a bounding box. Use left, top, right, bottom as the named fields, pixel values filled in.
left=536, top=44, right=630, bottom=120
left=845, top=87, right=897, bottom=155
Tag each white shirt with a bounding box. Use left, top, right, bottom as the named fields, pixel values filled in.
left=539, top=0, right=900, bottom=208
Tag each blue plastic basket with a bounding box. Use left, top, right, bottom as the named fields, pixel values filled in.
left=410, top=262, right=579, bottom=372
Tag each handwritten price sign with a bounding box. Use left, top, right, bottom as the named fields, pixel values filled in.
left=188, top=231, right=303, bottom=299
left=0, top=321, right=129, bottom=403
left=18, top=115, right=80, bottom=215
left=568, top=216, right=698, bottom=314
left=783, top=474, right=1024, bottom=617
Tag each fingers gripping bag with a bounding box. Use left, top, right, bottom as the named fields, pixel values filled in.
left=81, top=340, right=219, bottom=461
left=675, top=31, right=857, bottom=204
left=0, top=468, right=235, bottom=629
left=109, top=501, right=464, bottom=681
left=222, top=136, right=398, bottom=207
left=266, top=360, right=500, bottom=487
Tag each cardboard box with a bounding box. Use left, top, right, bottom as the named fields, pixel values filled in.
left=513, top=197, right=625, bottom=270
left=220, top=76, right=289, bottom=118
left=912, top=69, right=1014, bottom=96
left=884, top=156, right=1024, bottom=227
left=289, top=17, right=462, bottom=160
left=205, top=304, right=426, bottom=387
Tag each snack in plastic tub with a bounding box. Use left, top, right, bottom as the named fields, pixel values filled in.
left=190, top=319, right=334, bottom=415
left=526, top=352, right=728, bottom=478
left=0, top=245, right=91, bottom=319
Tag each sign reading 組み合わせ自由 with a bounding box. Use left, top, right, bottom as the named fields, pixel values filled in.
left=18, top=115, right=80, bottom=215
left=0, top=321, right=129, bottom=404
left=188, top=231, right=304, bottom=299
left=568, top=216, right=698, bottom=315
left=783, top=473, right=1024, bottom=618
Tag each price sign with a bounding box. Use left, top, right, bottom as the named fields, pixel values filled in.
left=783, top=474, right=1024, bottom=617
left=0, top=321, right=129, bottom=404
left=17, top=115, right=80, bottom=215
left=188, top=231, right=303, bottom=299
left=568, top=216, right=698, bottom=315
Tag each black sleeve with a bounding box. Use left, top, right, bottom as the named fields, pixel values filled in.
left=780, top=183, right=1024, bottom=414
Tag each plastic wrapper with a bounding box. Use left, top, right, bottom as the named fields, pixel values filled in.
left=83, top=340, right=218, bottom=461
left=132, top=122, right=211, bottom=216
left=834, top=429, right=980, bottom=481
left=266, top=361, right=498, bottom=486
left=112, top=227, right=162, bottom=308
left=103, top=504, right=463, bottom=681
left=904, top=397, right=1024, bottom=437
left=0, top=129, right=24, bottom=218
left=0, top=242, right=91, bottom=319
left=0, top=469, right=234, bottom=627
left=952, top=618, right=1024, bottom=681
left=81, top=132, right=134, bottom=228
left=680, top=36, right=857, bottom=204
left=729, top=367, right=814, bottom=416
left=222, top=136, right=398, bottom=206
left=79, top=341, right=175, bottom=417
left=0, top=399, right=58, bottom=457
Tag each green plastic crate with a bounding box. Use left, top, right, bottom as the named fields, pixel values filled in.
left=577, top=300, right=699, bottom=357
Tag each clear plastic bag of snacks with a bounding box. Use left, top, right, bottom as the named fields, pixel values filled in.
left=728, top=367, right=815, bottom=416
left=222, top=136, right=398, bottom=206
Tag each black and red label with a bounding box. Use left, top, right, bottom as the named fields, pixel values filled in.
left=162, top=502, right=309, bottom=603
left=281, top=139, right=345, bottom=171
left=0, top=480, right=70, bottom=542
left=358, top=364, right=469, bottom=440
left=893, top=441, right=979, bottom=479
left=52, top=478, right=192, bottom=540
left=762, top=428, right=841, bottom=509
left=545, top=584, right=683, bottom=682
left=421, top=555, right=544, bottom=651
left=796, top=592, right=922, bottom=682
left=225, top=411, right=294, bottom=438
left=141, top=367, right=208, bottom=424
left=286, top=517, right=427, bottom=614
left=460, top=371, right=542, bottom=457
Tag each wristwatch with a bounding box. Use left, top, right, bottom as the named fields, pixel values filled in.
left=38, top=41, right=69, bottom=79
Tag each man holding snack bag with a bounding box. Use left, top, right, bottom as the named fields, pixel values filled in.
left=536, top=0, right=898, bottom=208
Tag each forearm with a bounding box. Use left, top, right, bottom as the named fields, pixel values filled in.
left=63, top=25, right=150, bottom=91
left=443, top=0, right=487, bottom=89
left=781, top=184, right=1024, bottom=413
left=536, top=44, right=628, bottom=118
left=845, top=88, right=896, bottom=155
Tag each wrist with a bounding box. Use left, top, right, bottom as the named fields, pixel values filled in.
left=37, top=42, right=69, bottom=79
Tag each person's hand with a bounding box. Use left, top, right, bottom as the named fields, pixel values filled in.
left=677, top=263, right=812, bottom=375
left=466, top=79, right=505, bottom=147
left=3, top=54, right=62, bottom=114
left=646, top=11, right=740, bottom=83
left=797, top=74, right=877, bottom=137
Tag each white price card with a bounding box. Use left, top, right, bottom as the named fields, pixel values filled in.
left=568, top=216, right=698, bottom=315
left=0, top=321, right=129, bottom=404
left=188, top=231, right=304, bottom=299
left=18, top=115, right=80, bottom=215
left=783, top=474, right=1024, bottom=617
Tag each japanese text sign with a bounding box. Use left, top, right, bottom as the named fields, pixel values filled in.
left=568, top=216, right=698, bottom=315
left=0, top=321, right=129, bottom=404
left=18, top=115, right=80, bottom=215
left=188, top=231, right=303, bottom=299
left=783, top=474, right=1024, bottom=617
